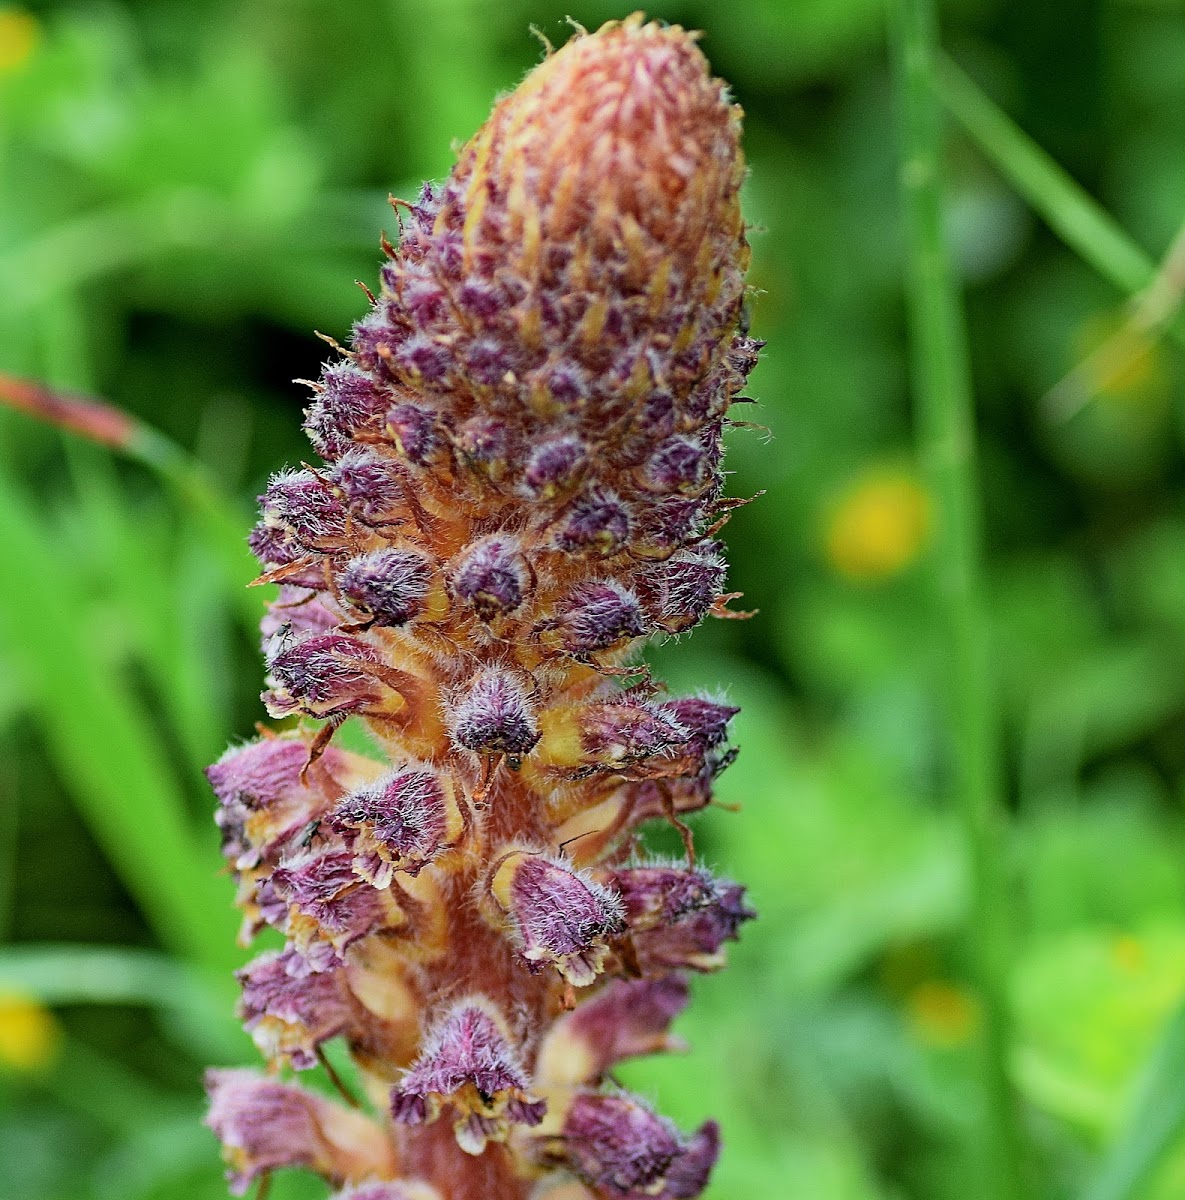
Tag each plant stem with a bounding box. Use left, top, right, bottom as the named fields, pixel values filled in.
left=891, top=3, right=1023, bottom=1197
left=933, top=56, right=1185, bottom=353
left=0, top=371, right=262, bottom=631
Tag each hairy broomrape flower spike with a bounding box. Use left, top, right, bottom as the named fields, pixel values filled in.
left=205, top=14, right=760, bottom=1200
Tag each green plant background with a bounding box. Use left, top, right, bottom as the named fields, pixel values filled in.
left=3, top=0, right=1185, bottom=1198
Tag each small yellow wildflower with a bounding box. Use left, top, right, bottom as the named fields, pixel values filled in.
left=1111, top=934, right=1146, bottom=973
left=0, top=993, right=61, bottom=1072
left=826, top=469, right=931, bottom=582
left=1070, top=312, right=1171, bottom=415
left=0, top=8, right=39, bottom=74
left=906, top=980, right=979, bottom=1048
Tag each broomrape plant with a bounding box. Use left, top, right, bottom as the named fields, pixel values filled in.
left=204, top=16, right=759, bottom=1199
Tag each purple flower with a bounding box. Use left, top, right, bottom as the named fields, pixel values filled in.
left=206, top=737, right=338, bottom=869
left=658, top=1121, right=721, bottom=1199
left=329, top=767, right=459, bottom=885
left=537, top=976, right=690, bottom=1084
left=633, top=878, right=755, bottom=973
left=328, top=1185, right=441, bottom=1200
left=271, top=847, right=395, bottom=960
left=236, top=949, right=354, bottom=1069
left=204, top=19, right=756, bottom=1200
left=205, top=1069, right=394, bottom=1194
left=575, top=699, right=690, bottom=776
left=558, top=1092, right=685, bottom=1196
left=390, top=1000, right=546, bottom=1154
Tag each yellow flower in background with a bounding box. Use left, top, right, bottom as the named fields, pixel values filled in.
left=1073, top=312, right=1170, bottom=412
left=0, top=993, right=61, bottom=1072
left=1110, top=933, right=1146, bottom=973
left=826, top=469, right=931, bottom=582
left=907, top=980, right=980, bottom=1048
left=0, top=8, right=39, bottom=73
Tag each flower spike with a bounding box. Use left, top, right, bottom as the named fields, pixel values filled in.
left=206, top=16, right=758, bottom=1200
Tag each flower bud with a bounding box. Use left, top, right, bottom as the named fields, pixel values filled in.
left=551, top=581, right=648, bottom=655
left=606, top=863, right=717, bottom=932
left=654, top=544, right=727, bottom=632
left=385, top=402, right=446, bottom=465
left=523, top=435, right=585, bottom=498
left=554, top=490, right=631, bottom=556
left=263, top=631, right=381, bottom=719
left=339, top=549, right=434, bottom=627
left=248, top=520, right=314, bottom=579
left=261, top=469, right=348, bottom=550
left=660, top=697, right=739, bottom=753
left=455, top=415, right=513, bottom=480
left=450, top=536, right=528, bottom=622
left=655, top=694, right=740, bottom=788
left=329, top=448, right=402, bottom=524
left=658, top=1122, right=721, bottom=1199
left=304, top=362, right=389, bottom=460
left=489, top=851, right=625, bottom=985
left=449, top=669, right=540, bottom=758
left=641, top=435, right=712, bottom=495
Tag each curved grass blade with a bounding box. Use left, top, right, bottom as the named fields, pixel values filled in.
left=0, top=943, right=243, bottom=1062
left=1083, top=999, right=1185, bottom=1200
left=0, top=372, right=263, bottom=632
left=934, top=56, right=1185, bottom=353
left=0, top=469, right=240, bottom=974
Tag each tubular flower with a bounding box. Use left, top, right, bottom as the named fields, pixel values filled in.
left=205, top=15, right=757, bottom=1200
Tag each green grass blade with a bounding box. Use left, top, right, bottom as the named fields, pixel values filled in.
left=1083, top=1000, right=1185, bottom=1200
left=0, top=468, right=240, bottom=974
left=0, top=372, right=265, bottom=636
left=934, top=57, right=1185, bottom=351
left=0, top=944, right=242, bottom=1061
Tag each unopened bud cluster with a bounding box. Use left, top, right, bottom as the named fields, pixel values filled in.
left=205, top=16, right=760, bottom=1200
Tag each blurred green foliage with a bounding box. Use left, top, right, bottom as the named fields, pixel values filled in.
left=2, top=1, right=1185, bottom=1198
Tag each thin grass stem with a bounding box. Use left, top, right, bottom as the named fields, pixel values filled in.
left=0, top=372, right=262, bottom=630
left=891, top=3, right=1023, bottom=1197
